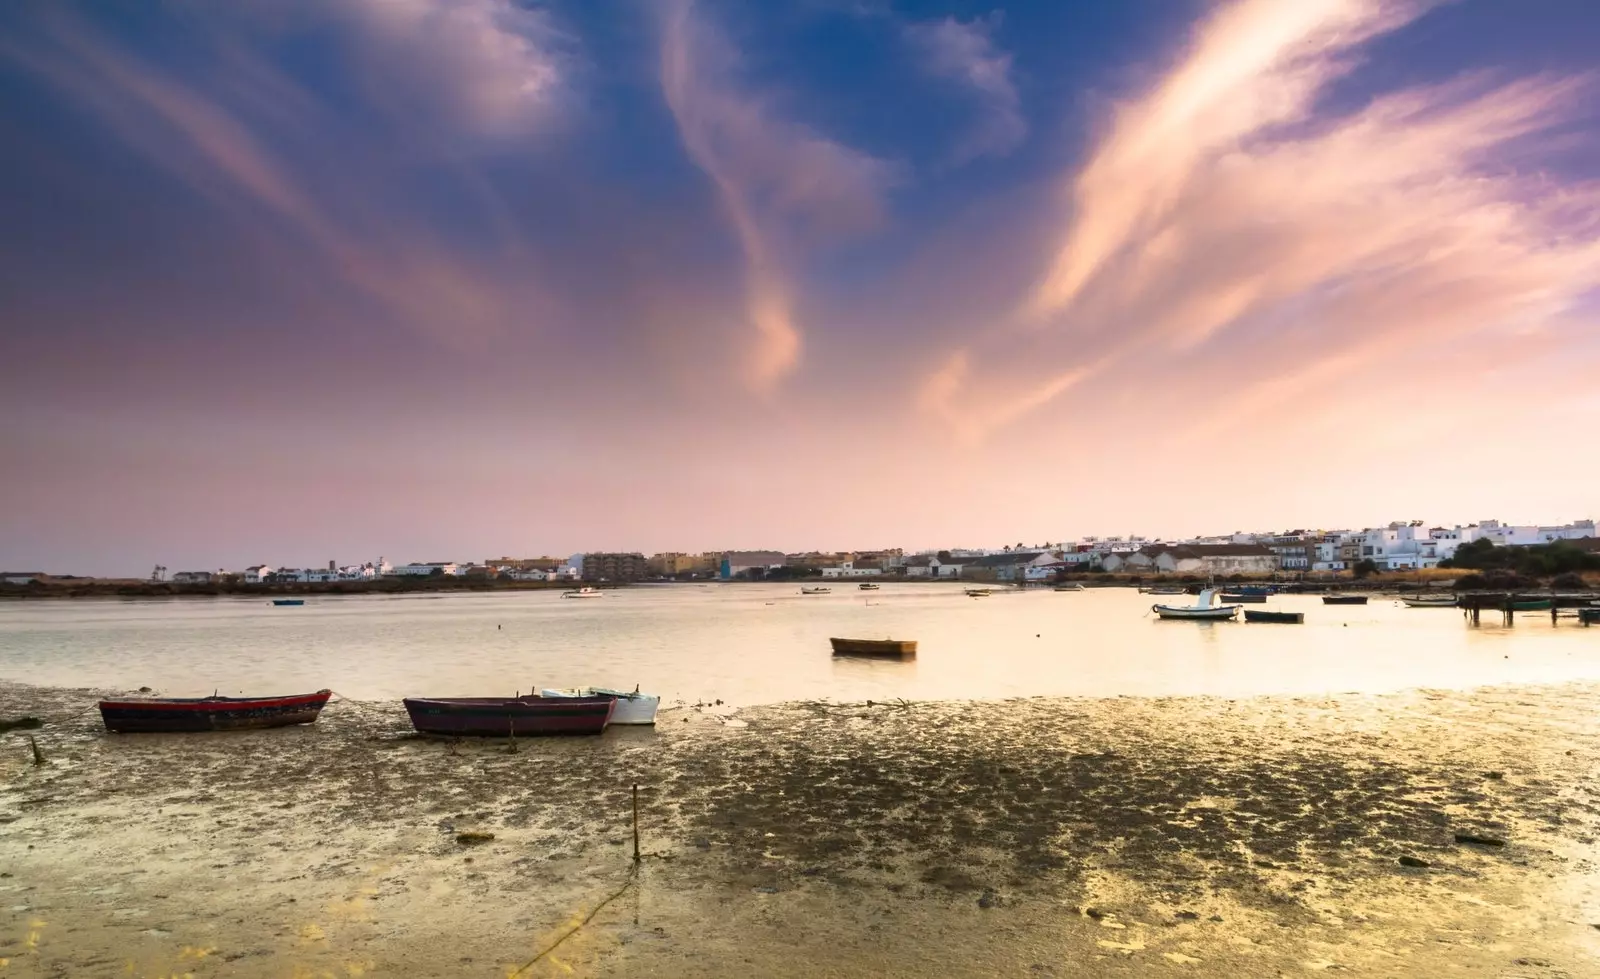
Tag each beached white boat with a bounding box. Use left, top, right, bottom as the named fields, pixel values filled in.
left=539, top=686, right=659, bottom=725
left=1152, top=589, right=1240, bottom=620
left=561, top=587, right=603, bottom=599
left=1053, top=583, right=1084, bottom=592
left=801, top=586, right=832, bottom=595
left=858, top=582, right=880, bottom=590
left=965, top=587, right=992, bottom=597
left=1400, top=595, right=1457, bottom=608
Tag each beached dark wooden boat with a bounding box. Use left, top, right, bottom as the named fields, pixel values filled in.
left=830, top=637, right=917, bottom=658
left=1244, top=610, right=1304, bottom=624
left=272, top=599, right=305, bottom=606
left=99, top=690, right=331, bottom=733
left=1220, top=593, right=1268, bottom=603
left=1321, top=595, right=1368, bottom=605
left=402, top=695, right=614, bottom=736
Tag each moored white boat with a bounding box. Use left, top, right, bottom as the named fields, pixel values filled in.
left=539, top=686, right=659, bottom=725
left=801, top=586, right=831, bottom=595
left=562, top=586, right=603, bottom=599
left=1152, top=589, right=1241, bottom=620
left=1400, top=595, right=1457, bottom=608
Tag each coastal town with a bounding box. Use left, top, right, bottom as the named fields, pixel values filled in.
left=6, top=517, right=1596, bottom=589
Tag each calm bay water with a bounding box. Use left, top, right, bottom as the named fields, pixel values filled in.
left=1, top=583, right=1598, bottom=705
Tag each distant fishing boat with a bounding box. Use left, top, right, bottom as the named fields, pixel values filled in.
left=1141, top=586, right=1185, bottom=595
left=402, top=695, right=613, bottom=736
left=99, top=689, right=331, bottom=733
left=965, top=588, right=992, bottom=598
left=1152, top=589, right=1240, bottom=620
left=561, top=587, right=603, bottom=599
left=1244, top=609, right=1304, bottom=624
left=1322, top=595, right=1369, bottom=605
left=539, top=686, right=659, bottom=725
left=1401, top=595, right=1458, bottom=608
left=858, top=582, right=880, bottom=590
left=272, top=599, right=305, bottom=607
left=830, top=637, right=917, bottom=658
left=1219, top=592, right=1268, bottom=604
left=801, top=586, right=832, bottom=595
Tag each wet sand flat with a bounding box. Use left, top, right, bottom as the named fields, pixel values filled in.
left=3, top=681, right=1600, bottom=977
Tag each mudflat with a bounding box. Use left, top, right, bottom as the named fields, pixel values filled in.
left=3, top=681, right=1599, bottom=977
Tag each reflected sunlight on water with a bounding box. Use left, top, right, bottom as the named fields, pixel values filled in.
left=2, top=583, right=1598, bottom=704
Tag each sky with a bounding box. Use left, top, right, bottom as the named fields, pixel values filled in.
left=2, top=0, right=1598, bottom=576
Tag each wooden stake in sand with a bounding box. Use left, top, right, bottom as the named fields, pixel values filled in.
left=633, top=783, right=641, bottom=863
left=29, top=735, right=45, bottom=767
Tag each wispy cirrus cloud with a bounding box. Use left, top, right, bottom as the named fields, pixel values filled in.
left=0, top=1, right=574, bottom=348
left=905, top=13, right=1025, bottom=164
left=921, top=0, right=1600, bottom=442
left=659, top=0, right=896, bottom=392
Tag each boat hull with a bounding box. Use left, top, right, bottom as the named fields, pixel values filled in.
left=1322, top=595, right=1369, bottom=605
left=539, top=688, right=660, bottom=725
left=1220, top=593, right=1267, bottom=603
left=272, top=599, right=305, bottom=606
left=1244, top=610, right=1304, bottom=624
left=1510, top=599, right=1553, bottom=611
left=1152, top=604, right=1239, bottom=620
left=829, top=637, right=917, bottom=659
left=1401, top=597, right=1458, bottom=608
left=403, top=696, right=613, bottom=736
left=99, top=690, right=331, bottom=733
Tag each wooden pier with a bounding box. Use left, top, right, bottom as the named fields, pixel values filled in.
left=1457, top=593, right=1599, bottom=626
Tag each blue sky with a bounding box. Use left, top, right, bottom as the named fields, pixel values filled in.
left=2, top=0, right=1598, bottom=574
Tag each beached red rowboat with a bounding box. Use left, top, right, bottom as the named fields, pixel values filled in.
left=402, top=695, right=614, bottom=736
left=98, top=690, right=331, bottom=733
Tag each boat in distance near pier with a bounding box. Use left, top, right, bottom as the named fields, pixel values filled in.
left=402, top=695, right=614, bottom=736
left=1244, top=610, right=1304, bottom=624
left=830, top=637, right=917, bottom=658
left=1401, top=595, right=1458, bottom=608
left=1152, top=589, right=1240, bottom=620
left=539, top=686, right=660, bottom=725
left=99, top=690, right=331, bottom=733
left=1322, top=595, right=1369, bottom=605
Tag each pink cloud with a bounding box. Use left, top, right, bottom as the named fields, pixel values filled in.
left=659, top=0, right=896, bottom=393
left=919, top=0, right=1600, bottom=441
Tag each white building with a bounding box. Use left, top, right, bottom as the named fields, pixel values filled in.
left=820, top=561, right=883, bottom=579
left=390, top=562, right=462, bottom=577
left=243, top=565, right=274, bottom=584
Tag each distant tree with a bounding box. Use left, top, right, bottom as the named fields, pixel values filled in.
left=936, top=551, right=953, bottom=562
left=1353, top=559, right=1380, bottom=578
left=1551, top=571, right=1587, bottom=590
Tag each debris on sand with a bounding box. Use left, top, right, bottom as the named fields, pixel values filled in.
left=1454, top=833, right=1507, bottom=848
left=0, top=716, right=42, bottom=733
left=455, top=831, right=495, bottom=846
left=1397, top=855, right=1431, bottom=868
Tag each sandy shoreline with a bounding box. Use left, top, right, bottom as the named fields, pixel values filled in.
left=3, top=681, right=1600, bottom=977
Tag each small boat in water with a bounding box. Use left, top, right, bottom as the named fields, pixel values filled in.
left=1322, top=595, right=1369, bottom=605
left=1244, top=609, right=1304, bottom=624
left=561, top=587, right=603, bottom=599
left=1510, top=598, right=1553, bottom=611
left=965, top=588, right=992, bottom=598
left=99, top=689, right=331, bottom=733
left=403, top=695, right=614, bottom=736
left=539, top=686, right=659, bottom=725
left=272, top=599, right=305, bottom=606
left=1220, top=592, right=1267, bottom=604
left=1152, top=589, right=1240, bottom=620
left=830, top=637, right=917, bottom=658
left=1401, top=595, right=1458, bottom=608
left=858, top=582, right=880, bottom=590
left=801, top=586, right=832, bottom=595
